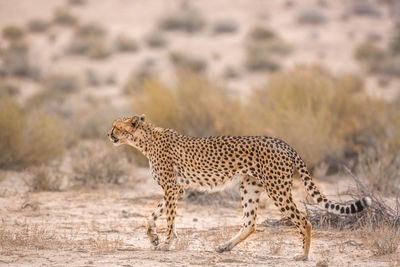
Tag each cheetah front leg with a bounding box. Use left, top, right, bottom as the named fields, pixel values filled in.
left=146, top=200, right=165, bottom=247
left=216, top=176, right=262, bottom=252
left=154, top=184, right=184, bottom=251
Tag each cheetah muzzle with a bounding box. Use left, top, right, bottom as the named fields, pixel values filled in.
left=108, top=115, right=372, bottom=261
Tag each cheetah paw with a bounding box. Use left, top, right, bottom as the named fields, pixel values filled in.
left=154, top=242, right=171, bottom=251
left=293, top=254, right=308, bottom=261
left=215, top=244, right=232, bottom=253
left=150, top=234, right=160, bottom=247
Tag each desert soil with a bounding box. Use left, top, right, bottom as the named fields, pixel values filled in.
left=0, top=172, right=398, bottom=267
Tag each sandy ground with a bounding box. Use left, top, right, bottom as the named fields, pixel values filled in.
left=0, top=173, right=399, bottom=267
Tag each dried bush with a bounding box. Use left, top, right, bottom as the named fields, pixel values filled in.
left=68, top=24, right=110, bottom=59
left=114, top=34, right=139, bottom=52
left=0, top=79, right=19, bottom=96
left=212, top=19, right=238, bottom=35
left=223, top=66, right=240, bottom=79
left=349, top=0, right=381, bottom=18
left=389, top=30, right=400, bottom=55
left=43, top=74, right=80, bottom=93
left=354, top=41, right=400, bottom=76
left=132, top=71, right=246, bottom=137
left=25, top=166, right=64, bottom=192
left=2, top=42, right=38, bottom=78
left=145, top=32, right=168, bottom=48
left=68, top=0, right=86, bottom=5
left=2, top=25, right=25, bottom=41
left=158, top=6, right=205, bottom=33
left=169, top=51, right=207, bottom=73
left=123, top=69, right=154, bottom=95
left=297, top=7, right=327, bottom=24
left=53, top=7, right=78, bottom=26
left=27, top=19, right=50, bottom=33
left=363, top=226, right=400, bottom=256
left=247, top=66, right=374, bottom=167
left=72, top=142, right=135, bottom=187
left=244, top=26, right=291, bottom=72
left=0, top=95, right=65, bottom=169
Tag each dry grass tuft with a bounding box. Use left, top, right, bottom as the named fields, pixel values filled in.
left=53, top=7, right=78, bottom=26
left=247, top=66, right=371, bottom=167
left=89, top=234, right=123, bottom=253
left=169, top=51, right=207, bottom=73
left=27, top=19, right=50, bottom=33
left=212, top=19, right=238, bottom=35
left=132, top=71, right=245, bottom=137
left=244, top=26, right=291, bottom=72
left=68, top=24, right=110, bottom=59
left=0, top=221, right=63, bottom=251
left=297, top=7, right=327, bottom=24
left=2, top=25, right=25, bottom=41
left=114, top=34, right=139, bottom=52
left=0, top=95, right=65, bottom=169
left=71, top=141, right=135, bottom=188
left=362, top=225, right=400, bottom=256
left=158, top=5, right=205, bottom=33
left=145, top=32, right=168, bottom=49
left=2, top=42, right=39, bottom=78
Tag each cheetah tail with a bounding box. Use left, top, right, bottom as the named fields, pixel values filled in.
left=294, top=153, right=372, bottom=215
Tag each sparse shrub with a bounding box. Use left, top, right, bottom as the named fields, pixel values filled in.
left=72, top=141, right=135, bottom=187
left=27, top=19, right=50, bottom=33
left=123, top=69, right=154, bottom=94
left=132, top=72, right=245, bottom=137
left=212, top=19, right=238, bottom=35
left=114, top=34, right=139, bottom=52
left=247, top=66, right=375, bottom=167
left=169, top=51, right=207, bottom=73
left=389, top=30, right=400, bottom=55
left=249, top=26, right=276, bottom=41
left=68, top=0, right=86, bottom=5
left=349, top=0, right=381, bottom=18
left=158, top=7, right=206, bottom=33
left=223, top=66, right=240, bottom=79
left=68, top=24, right=110, bottom=59
left=43, top=74, right=80, bottom=93
left=354, top=41, right=386, bottom=66
left=0, top=95, right=65, bottom=169
left=53, top=7, right=78, bottom=26
left=363, top=225, right=400, bottom=256
left=25, top=166, right=64, bottom=192
left=354, top=41, right=400, bottom=76
left=2, top=42, right=36, bottom=77
left=0, top=79, right=19, bottom=96
left=297, top=7, right=327, bottom=24
left=245, top=52, right=280, bottom=72
left=2, top=25, right=25, bottom=41
left=145, top=32, right=167, bottom=48
left=85, top=69, right=101, bottom=86
left=244, top=26, right=291, bottom=72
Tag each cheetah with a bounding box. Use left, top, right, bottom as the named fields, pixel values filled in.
left=108, top=115, right=371, bottom=261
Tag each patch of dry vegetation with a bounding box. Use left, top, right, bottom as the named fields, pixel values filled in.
left=2, top=42, right=39, bottom=78
left=52, top=7, right=78, bottom=26
left=114, top=34, right=139, bottom=52
left=2, top=25, right=25, bottom=41
left=68, top=24, right=110, bottom=59
left=158, top=5, right=206, bottom=34
left=244, top=26, right=291, bottom=72
left=27, top=19, right=50, bottom=33
left=71, top=141, right=135, bottom=188
left=0, top=94, right=65, bottom=169
left=132, top=71, right=245, bottom=137
left=169, top=51, right=207, bottom=73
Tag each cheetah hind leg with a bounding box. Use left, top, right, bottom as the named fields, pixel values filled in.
left=216, top=176, right=262, bottom=252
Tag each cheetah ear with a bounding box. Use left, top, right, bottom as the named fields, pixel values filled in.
left=138, top=114, right=145, bottom=122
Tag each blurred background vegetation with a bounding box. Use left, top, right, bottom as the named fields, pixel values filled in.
left=0, top=0, right=399, bottom=195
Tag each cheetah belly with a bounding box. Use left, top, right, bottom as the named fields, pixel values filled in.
left=175, top=167, right=236, bottom=191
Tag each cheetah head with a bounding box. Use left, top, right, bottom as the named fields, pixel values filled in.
left=108, top=114, right=146, bottom=148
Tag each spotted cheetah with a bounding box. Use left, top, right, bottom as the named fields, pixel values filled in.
left=108, top=115, right=371, bottom=260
